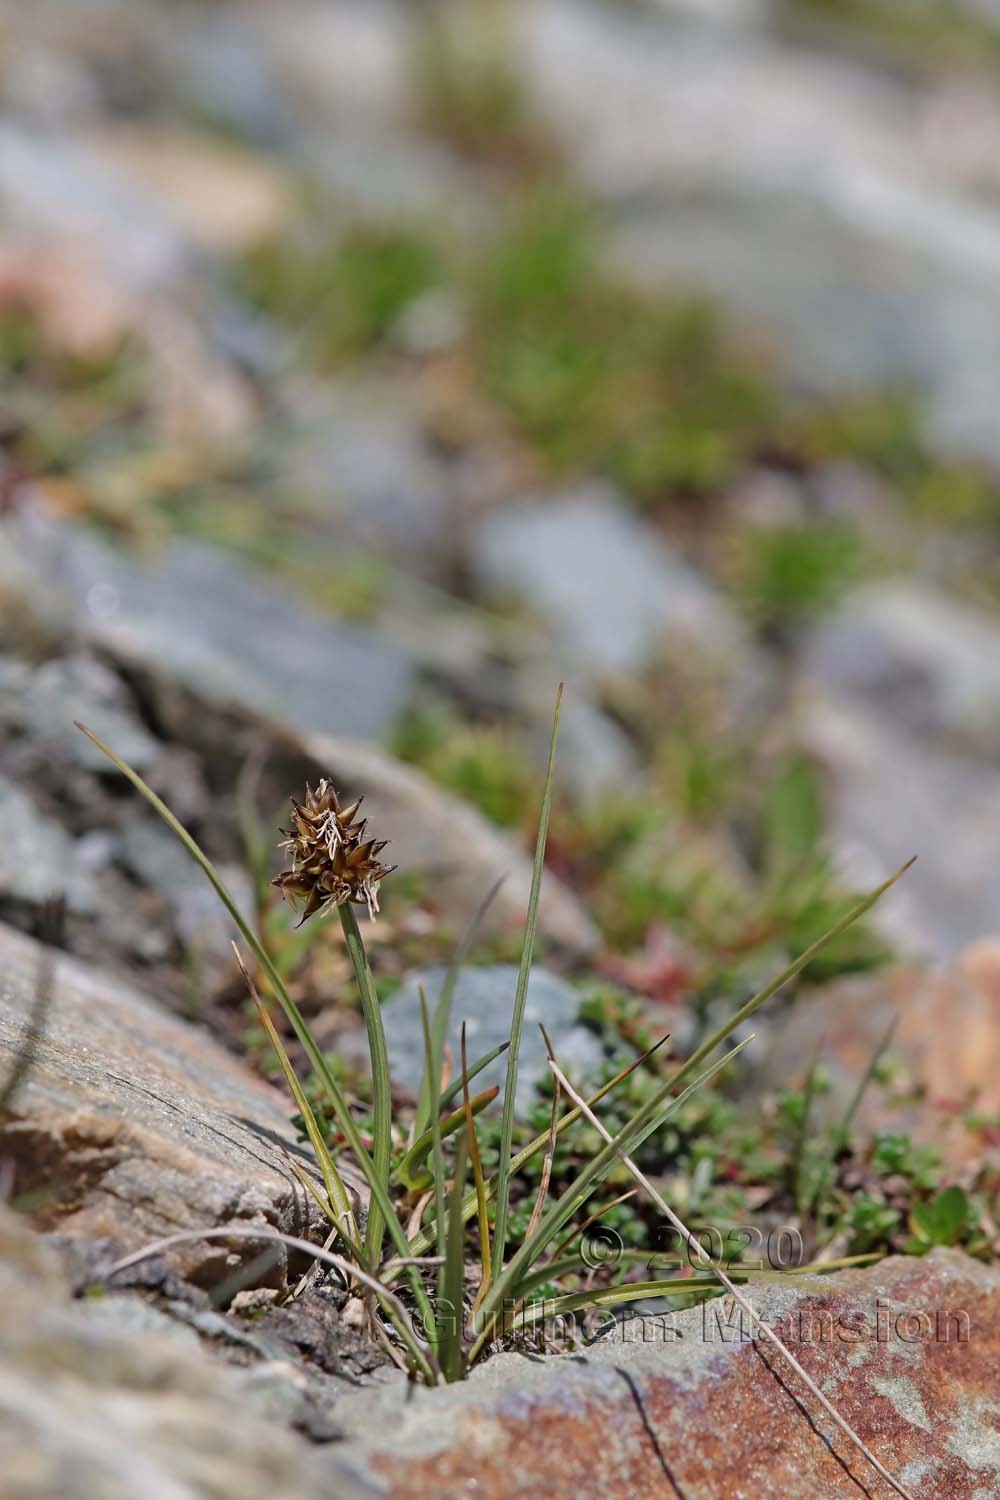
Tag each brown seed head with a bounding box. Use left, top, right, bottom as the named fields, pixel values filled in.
left=272, top=778, right=394, bottom=923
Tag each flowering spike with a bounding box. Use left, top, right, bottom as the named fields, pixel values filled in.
left=272, top=777, right=393, bottom=923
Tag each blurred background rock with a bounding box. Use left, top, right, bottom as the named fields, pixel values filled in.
left=4, top=0, right=1000, bottom=1119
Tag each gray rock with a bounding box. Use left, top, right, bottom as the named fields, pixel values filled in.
left=0, top=777, right=95, bottom=915
left=118, top=819, right=253, bottom=992
left=797, top=693, right=1000, bottom=959
left=384, top=964, right=604, bottom=1114
left=290, top=378, right=454, bottom=574
left=1, top=513, right=415, bottom=746
left=0, top=517, right=596, bottom=958
left=470, top=484, right=747, bottom=678
left=519, top=0, right=1000, bottom=469
left=170, top=17, right=299, bottom=148
left=0, top=654, right=160, bottom=774
left=0, top=122, right=188, bottom=292
left=0, top=1207, right=377, bottom=1500
left=0, top=921, right=359, bottom=1280
left=802, top=583, right=1000, bottom=758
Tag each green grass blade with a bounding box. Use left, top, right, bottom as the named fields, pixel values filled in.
left=477, top=864, right=912, bottom=1329
left=413, top=875, right=507, bottom=1142
left=462, top=1024, right=493, bottom=1312
left=437, top=1039, right=509, bottom=1113
left=419, top=987, right=446, bottom=1354
left=491, top=683, right=563, bottom=1275
left=235, top=947, right=358, bottom=1250
left=512, top=1278, right=724, bottom=1334
left=397, top=1032, right=670, bottom=1275
left=792, top=1037, right=825, bottom=1214
left=397, top=1086, right=498, bottom=1190
left=442, top=1127, right=470, bottom=1382
left=675, top=859, right=914, bottom=1097
left=806, top=1013, right=900, bottom=1223
left=339, top=904, right=392, bottom=1266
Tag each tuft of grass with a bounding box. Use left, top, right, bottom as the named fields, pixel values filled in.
left=75, top=710, right=912, bottom=1394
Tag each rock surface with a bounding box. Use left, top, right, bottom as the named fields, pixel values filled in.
left=520, top=0, right=1000, bottom=468
left=0, top=1206, right=377, bottom=1500
left=332, top=1249, right=1000, bottom=1499
left=798, top=693, right=1000, bottom=960
left=0, top=922, right=347, bottom=1284
left=757, top=938, right=1000, bottom=1165
left=1, top=512, right=416, bottom=746
left=0, top=509, right=597, bottom=957
left=803, top=583, right=1000, bottom=756
left=471, top=484, right=748, bottom=678
left=385, top=964, right=604, bottom=1113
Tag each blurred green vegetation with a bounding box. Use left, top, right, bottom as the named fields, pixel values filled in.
left=409, top=0, right=553, bottom=168
left=731, top=521, right=865, bottom=638
left=473, top=195, right=775, bottom=497
left=393, top=705, right=539, bottom=829
left=239, top=223, right=443, bottom=366
left=782, top=0, right=1000, bottom=72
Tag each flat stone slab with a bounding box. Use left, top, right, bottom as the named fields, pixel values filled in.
left=332, top=1250, right=1000, bottom=1499
left=1, top=510, right=414, bottom=746
left=471, top=484, right=748, bottom=679
left=0, top=1206, right=376, bottom=1500
left=0, top=922, right=351, bottom=1283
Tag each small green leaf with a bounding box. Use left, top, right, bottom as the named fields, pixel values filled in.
left=911, top=1186, right=970, bottom=1246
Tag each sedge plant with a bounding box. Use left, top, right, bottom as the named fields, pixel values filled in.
left=75, top=707, right=913, bottom=1411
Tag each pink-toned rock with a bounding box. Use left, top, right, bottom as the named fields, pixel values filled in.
left=758, top=941, right=1000, bottom=1163
left=331, top=1251, right=1000, bottom=1499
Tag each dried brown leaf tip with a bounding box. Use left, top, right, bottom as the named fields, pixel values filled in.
left=272, top=778, right=395, bottom=923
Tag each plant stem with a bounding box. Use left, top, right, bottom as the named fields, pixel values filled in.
left=340, top=903, right=392, bottom=1267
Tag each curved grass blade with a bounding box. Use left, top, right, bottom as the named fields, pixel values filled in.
left=234, top=945, right=358, bottom=1249
left=97, top=1225, right=441, bottom=1386
left=442, top=1127, right=470, bottom=1383
left=462, top=1023, right=493, bottom=1313
left=398, top=1032, right=671, bottom=1274
left=419, top=986, right=446, bottom=1356
left=438, top=1039, right=509, bottom=1114
left=398, top=1086, right=498, bottom=1191
left=470, top=1038, right=754, bottom=1356
left=674, top=859, right=914, bottom=1097
left=512, top=1277, right=723, bottom=1335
